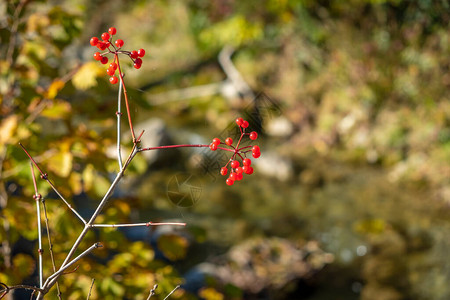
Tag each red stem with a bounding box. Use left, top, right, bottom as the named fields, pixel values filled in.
left=115, top=54, right=136, bottom=142
left=139, top=144, right=235, bottom=152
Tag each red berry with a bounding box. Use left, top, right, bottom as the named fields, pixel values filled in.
left=226, top=178, right=234, bottom=186
left=130, top=50, right=138, bottom=59
left=104, top=41, right=111, bottom=47
left=236, top=172, right=243, bottom=181
left=93, top=52, right=102, bottom=61
left=107, top=67, right=115, bottom=76
left=243, top=158, right=252, bottom=166
left=209, top=143, right=218, bottom=151
left=115, top=39, right=124, bottom=48
left=220, top=167, right=228, bottom=176
left=109, top=62, right=118, bottom=70
left=243, top=166, right=254, bottom=175
left=90, top=37, right=99, bottom=46
left=100, top=56, right=108, bottom=64
left=242, top=120, right=249, bottom=128
left=212, top=138, right=220, bottom=145
left=109, top=76, right=118, bottom=84
left=138, top=48, right=146, bottom=57
left=225, top=138, right=233, bottom=146
left=252, top=151, right=261, bottom=158
left=101, top=32, right=110, bottom=41
left=229, top=172, right=238, bottom=181
left=231, top=160, right=239, bottom=168
left=108, top=27, right=117, bottom=35
left=97, top=42, right=107, bottom=50
left=252, top=145, right=260, bottom=153
left=249, top=131, right=258, bottom=140
left=236, top=117, right=243, bottom=126
left=134, top=58, right=142, bottom=69
left=236, top=167, right=243, bottom=174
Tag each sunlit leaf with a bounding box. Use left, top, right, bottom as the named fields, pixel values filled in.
left=41, top=99, right=71, bottom=120
left=45, top=79, right=65, bottom=99
left=199, top=287, right=224, bottom=300
left=47, top=149, right=73, bottom=178
left=72, top=62, right=103, bottom=90
left=0, top=115, right=18, bottom=145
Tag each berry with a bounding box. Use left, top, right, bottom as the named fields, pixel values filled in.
left=252, top=145, right=260, bottom=153
left=107, top=67, right=115, bottom=76
left=236, top=172, right=243, bottom=181
left=235, top=167, right=243, bottom=174
left=115, top=39, right=124, bottom=48
left=138, top=48, right=146, bottom=57
left=100, top=56, right=108, bottom=64
left=225, top=137, right=233, bottom=146
left=130, top=50, right=138, bottom=59
left=212, top=138, right=221, bottom=145
left=134, top=58, right=142, bottom=69
left=252, top=151, right=261, bottom=158
left=249, top=131, right=258, bottom=140
left=93, top=52, right=102, bottom=61
left=229, top=172, right=238, bottom=181
left=108, top=27, right=117, bottom=35
left=97, top=42, right=107, bottom=50
left=226, top=178, right=234, bottom=186
left=242, top=120, right=249, bottom=128
left=101, top=32, right=110, bottom=41
left=109, top=76, right=118, bottom=84
left=220, top=167, right=228, bottom=176
left=90, top=37, right=99, bottom=46
left=243, top=166, right=254, bottom=175
left=236, top=117, right=243, bottom=126
left=231, top=160, right=239, bottom=168
left=209, top=143, right=218, bottom=151
left=243, top=158, right=252, bottom=166
left=109, top=62, right=118, bottom=70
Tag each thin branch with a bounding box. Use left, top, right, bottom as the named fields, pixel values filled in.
left=117, top=75, right=124, bottom=170
left=146, top=284, right=158, bottom=300
left=164, top=285, right=180, bottom=300
left=6, top=0, right=30, bottom=65
left=30, top=163, right=43, bottom=288
left=41, top=198, right=62, bottom=299
left=18, top=143, right=87, bottom=225
left=43, top=243, right=102, bottom=288
left=87, top=279, right=95, bottom=300
left=139, top=144, right=233, bottom=153
left=91, top=221, right=186, bottom=228
left=116, top=54, right=136, bottom=142
left=0, top=283, right=44, bottom=299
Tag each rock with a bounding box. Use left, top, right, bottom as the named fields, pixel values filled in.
left=183, top=238, right=334, bottom=295
left=255, top=151, right=294, bottom=181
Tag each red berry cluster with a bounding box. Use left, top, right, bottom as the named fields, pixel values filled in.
left=89, top=27, right=146, bottom=84
left=210, top=118, right=260, bottom=186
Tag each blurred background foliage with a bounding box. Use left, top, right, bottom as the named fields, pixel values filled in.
left=1, top=0, right=449, bottom=299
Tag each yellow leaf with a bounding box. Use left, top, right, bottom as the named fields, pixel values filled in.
left=45, top=79, right=65, bottom=99
left=41, top=99, right=71, bottom=120
left=13, top=254, right=35, bottom=281
left=82, top=164, right=95, bottom=191
left=199, top=288, right=224, bottom=300
left=0, top=115, right=18, bottom=144
left=72, top=62, right=103, bottom=90
left=47, top=150, right=73, bottom=177
left=69, top=172, right=83, bottom=195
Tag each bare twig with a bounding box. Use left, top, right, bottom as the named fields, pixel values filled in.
left=117, top=75, right=124, bottom=170
left=146, top=284, right=158, bottom=300
left=116, top=54, right=136, bottom=142
left=87, top=279, right=95, bottom=300
left=18, top=143, right=87, bottom=225
left=164, top=285, right=180, bottom=300
left=0, top=283, right=44, bottom=299
left=42, top=243, right=102, bottom=290
left=6, top=0, right=30, bottom=65
left=91, top=221, right=186, bottom=228
left=30, top=163, right=43, bottom=288
left=41, top=198, right=62, bottom=299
